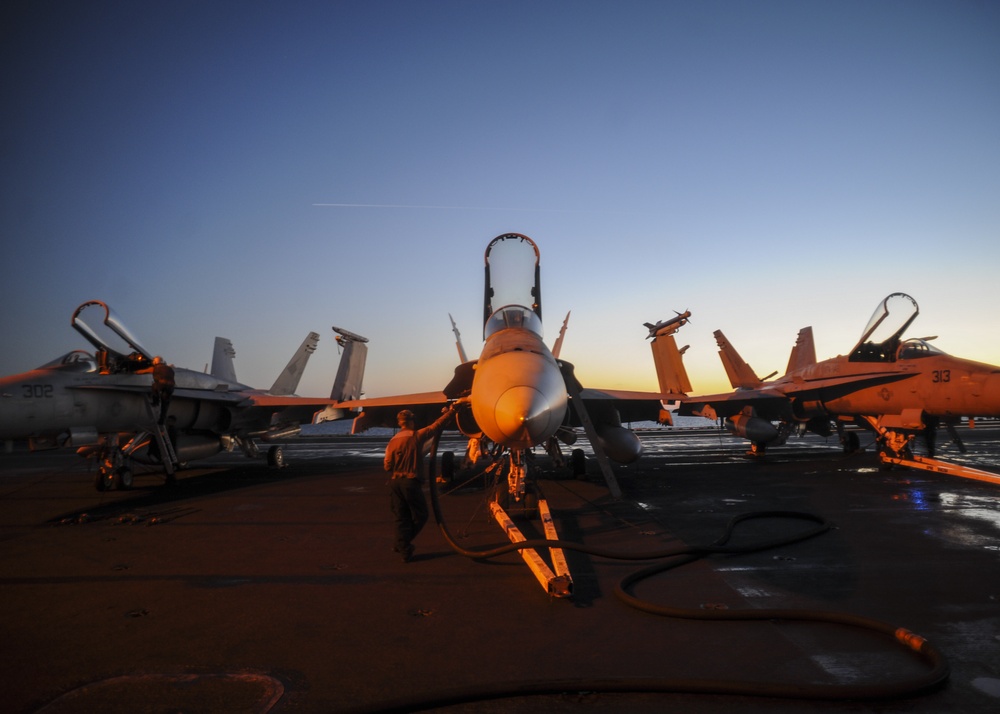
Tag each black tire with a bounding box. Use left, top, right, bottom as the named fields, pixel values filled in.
left=115, top=468, right=133, bottom=490
left=570, top=448, right=586, bottom=478
left=267, top=445, right=285, bottom=470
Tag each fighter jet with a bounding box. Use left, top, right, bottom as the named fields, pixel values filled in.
left=316, top=233, right=685, bottom=504
left=652, top=293, right=1000, bottom=461
left=0, top=300, right=367, bottom=490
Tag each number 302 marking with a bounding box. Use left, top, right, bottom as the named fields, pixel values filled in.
left=932, top=370, right=951, bottom=383
left=22, top=384, right=54, bottom=398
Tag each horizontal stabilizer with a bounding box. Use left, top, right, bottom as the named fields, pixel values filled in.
left=270, top=332, right=320, bottom=396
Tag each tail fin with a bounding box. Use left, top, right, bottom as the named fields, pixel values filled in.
left=714, top=330, right=762, bottom=389
left=269, top=332, right=320, bottom=395
left=648, top=316, right=692, bottom=396
left=785, top=326, right=816, bottom=375
left=210, top=337, right=238, bottom=383
left=329, top=326, right=368, bottom=401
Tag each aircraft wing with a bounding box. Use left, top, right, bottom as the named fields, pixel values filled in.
left=575, top=387, right=684, bottom=424
left=678, top=372, right=916, bottom=420
left=242, top=395, right=339, bottom=408
left=330, top=391, right=451, bottom=433
left=677, top=388, right=790, bottom=420
left=557, top=362, right=682, bottom=425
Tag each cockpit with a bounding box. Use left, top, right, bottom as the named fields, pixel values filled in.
left=484, top=305, right=544, bottom=339
left=849, top=293, right=921, bottom=363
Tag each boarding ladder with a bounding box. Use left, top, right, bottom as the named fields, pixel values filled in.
left=142, top=397, right=178, bottom=476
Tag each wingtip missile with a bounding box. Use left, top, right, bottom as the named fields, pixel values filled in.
left=645, top=310, right=691, bottom=339
left=332, top=326, right=369, bottom=344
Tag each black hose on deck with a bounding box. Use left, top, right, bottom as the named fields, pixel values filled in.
left=385, top=435, right=951, bottom=713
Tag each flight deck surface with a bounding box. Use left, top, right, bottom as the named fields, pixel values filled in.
left=2, top=426, right=999, bottom=713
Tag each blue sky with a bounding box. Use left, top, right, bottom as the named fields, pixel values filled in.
left=2, top=0, right=998, bottom=400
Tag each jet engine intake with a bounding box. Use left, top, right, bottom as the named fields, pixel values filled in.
left=792, top=399, right=828, bottom=420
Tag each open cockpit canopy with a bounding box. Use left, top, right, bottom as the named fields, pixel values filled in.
left=71, top=300, right=156, bottom=373
left=849, top=293, right=920, bottom=363
left=483, top=233, right=542, bottom=338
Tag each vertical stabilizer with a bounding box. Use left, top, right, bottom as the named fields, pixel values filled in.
left=647, top=313, right=692, bottom=396
left=210, top=337, right=238, bottom=384
left=715, top=330, right=761, bottom=389
left=330, top=326, right=369, bottom=402
left=785, top=326, right=816, bottom=375
left=269, top=332, right=320, bottom=395
left=651, top=333, right=692, bottom=395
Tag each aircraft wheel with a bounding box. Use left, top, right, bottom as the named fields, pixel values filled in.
left=267, top=445, right=285, bottom=470
left=94, top=472, right=108, bottom=492
left=570, top=449, right=586, bottom=478
left=115, top=467, right=133, bottom=490
left=844, top=431, right=860, bottom=454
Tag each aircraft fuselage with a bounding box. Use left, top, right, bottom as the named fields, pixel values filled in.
left=0, top=357, right=241, bottom=444
left=808, top=353, right=1000, bottom=419
left=470, top=307, right=568, bottom=450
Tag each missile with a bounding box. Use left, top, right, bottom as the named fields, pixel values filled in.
left=332, top=326, right=369, bottom=344
left=644, top=310, right=691, bottom=339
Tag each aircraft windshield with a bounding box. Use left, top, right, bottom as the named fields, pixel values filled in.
left=849, top=293, right=919, bottom=363
left=38, top=350, right=98, bottom=372
left=483, top=233, right=542, bottom=336
left=897, top=339, right=946, bottom=360
left=484, top=305, right=544, bottom=339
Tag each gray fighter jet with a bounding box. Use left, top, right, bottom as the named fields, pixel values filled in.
left=0, top=300, right=367, bottom=490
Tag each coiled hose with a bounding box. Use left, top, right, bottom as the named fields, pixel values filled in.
left=357, top=437, right=950, bottom=712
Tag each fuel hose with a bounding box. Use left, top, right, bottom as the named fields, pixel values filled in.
left=364, top=435, right=952, bottom=712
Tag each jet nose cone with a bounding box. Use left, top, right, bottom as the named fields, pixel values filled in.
left=494, top=385, right=556, bottom=447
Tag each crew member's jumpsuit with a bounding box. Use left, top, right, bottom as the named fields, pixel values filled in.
left=383, top=408, right=453, bottom=560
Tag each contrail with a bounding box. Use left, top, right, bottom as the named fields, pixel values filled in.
left=312, top=203, right=581, bottom=213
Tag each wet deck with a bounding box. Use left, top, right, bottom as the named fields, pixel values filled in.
left=2, top=426, right=999, bottom=712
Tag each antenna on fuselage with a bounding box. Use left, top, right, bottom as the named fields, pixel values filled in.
left=449, top=313, right=468, bottom=364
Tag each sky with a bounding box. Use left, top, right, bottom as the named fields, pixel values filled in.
left=2, top=0, right=998, bottom=402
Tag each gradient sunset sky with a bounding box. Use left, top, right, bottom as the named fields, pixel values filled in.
left=2, top=1, right=998, bottom=399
